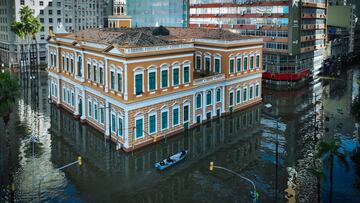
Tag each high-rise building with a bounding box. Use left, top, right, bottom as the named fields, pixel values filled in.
left=121, top=0, right=188, bottom=27
left=0, top=0, right=110, bottom=67
left=189, top=0, right=327, bottom=86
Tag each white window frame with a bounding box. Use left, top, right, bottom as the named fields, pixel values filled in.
left=111, top=110, right=117, bottom=133
left=204, top=55, right=211, bottom=72
left=172, top=105, right=180, bottom=127
left=117, top=113, right=123, bottom=137
left=255, top=83, right=260, bottom=97
left=183, top=63, right=191, bottom=84
left=196, top=93, right=202, bottom=109
left=236, top=55, right=242, bottom=72
left=195, top=53, right=202, bottom=71
left=256, top=53, right=260, bottom=69
left=117, top=69, right=123, bottom=93
left=135, top=115, right=145, bottom=140
left=229, top=57, right=235, bottom=74
left=148, top=111, right=157, bottom=135
left=214, top=55, right=221, bottom=73
left=100, top=103, right=105, bottom=125
left=161, top=108, right=169, bottom=131
left=87, top=61, right=92, bottom=80
left=99, top=65, right=104, bottom=85
left=229, top=90, right=234, bottom=107
left=172, top=65, right=180, bottom=87
left=134, top=68, right=144, bottom=95
left=147, top=67, right=157, bottom=92
left=243, top=86, right=248, bottom=102
left=236, top=88, right=241, bottom=105
left=216, top=88, right=221, bottom=103
left=160, top=66, right=169, bottom=89
left=94, top=100, right=98, bottom=121
left=71, top=91, right=75, bottom=107
left=88, top=97, right=92, bottom=118
left=183, top=102, right=190, bottom=123
left=249, top=84, right=254, bottom=100
left=206, top=90, right=212, bottom=106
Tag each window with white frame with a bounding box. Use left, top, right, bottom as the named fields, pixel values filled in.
left=148, top=112, right=157, bottom=135
left=255, top=83, right=260, bottom=97
left=214, top=57, right=221, bottom=73
left=172, top=66, right=180, bottom=86
left=256, top=54, right=260, bottom=68
left=243, top=87, right=248, bottom=102
left=195, top=55, right=201, bottom=70
left=88, top=98, right=92, bottom=117
left=66, top=57, right=69, bottom=72
left=148, top=69, right=156, bottom=91
left=161, top=68, right=168, bottom=89
left=236, top=88, right=241, bottom=104
left=243, top=56, right=248, bottom=71
left=100, top=66, right=104, bottom=85
left=67, top=89, right=70, bottom=104
left=70, top=58, right=74, bottom=73
left=236, top=56, right=242, bottom=72
left=77, top=56, right=82, bottom=77
left=118, top=115, right=123, bottom=136
left=196, top=94, right=202, bottom=109
left=63, top=87, right=66, bottom=102
left=172, top=106, right=180, bottom=127
left=229, top=91, right=234, bottom=107
left=204, top=56, right=211, bottom=73
left=250, top=55, right=254, bottom=70
left=161, top=109, right=169, bottom=130
left=135, top=71, right=143, bottom=95
left=250, top=85, right=254, bottom=99
left=183, top=104, right=190, bottom=123
left=135, top=116, right=144, bottom=139
left=87, top=63, right=91, bottom=80
left=183, top=65, right=190, bottom=83
left=51, top=82, right=55, bottom=96
left=62, top=56, right=65, bottom=70
left=111, top=111, right=116, bottom=133
left=229, top=58, right=235, bottom=74
left=71, top=91, right=74, bottom=107
left=100, top=104, right=104, bottom=124
left=94, top=101, right=98, bottom=120
left=206, top=90, right=212, bottom=105
left=110, top=70, right=115, bottom=90
left=216, top=88, right=221, bottom=102
left=117, top=72, right=122, bottom=93
left=93, top=64, right=97, bottom=82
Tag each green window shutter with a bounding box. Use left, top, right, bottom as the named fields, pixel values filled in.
left=216, top=90, right=221, bottom=102
left=162, top=111, right=168, bottom=129
left=100, top=68, right=104, bottom=84
left=250, top=56, right=254, bottom=69
left=110, top=72, right=115, bottom=89
left=111, top=114, right=116, bottom=132
left=161, top=70, right=168, bottom=88
left=118, top=117, right=123, bottom=136
left=244, top=58, right=248, bottom=71
left=93, top=66, right=97, bottom=82
left=256, top=85, right=259, bottom=97
left=173, top=108, right=179, bottom=125
left=230, top=59, right=234, bottom=73
left=243, top=89, right=247, bottom=101
left=205, top=57, right=210, bottom=72
left=215, top=59, right=220, bottom=73
left=173, top=69, right=179, bottom=85
left=250, top=87, right=253, bottom=99
left=117, top=73, right=122, bottom=92
left=206, top=92, right=211, bottom=105
left=184, top=106, right=189, bottom=122
left=87, top=64, right=91, bottom=79
left=196, top=56, right=201, bottom=70
left=237, top=58, right=241, bottom=72
left=196, top=95, right=201, bottom=108
left=256, top=55, right=260, bottom=68
left=237, top=90, right=240, bottom=103
left=230, top=92, right=234, bottom=106
left=149, top=72, right=156, bottom=91
left=184, top=66, right=189, bottom=83
left=136, top=119, right=143, bottom=138
left=149, top=115, right=156, bottom=133
left=135, top=74, right=142, bottom=95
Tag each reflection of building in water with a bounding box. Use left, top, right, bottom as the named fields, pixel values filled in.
left=49, top=104, right=261, bottom=202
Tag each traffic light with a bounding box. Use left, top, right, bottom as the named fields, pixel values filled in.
left=209, top=162, right=214, bottom=171
left=78, top=156, right=82, bottom=166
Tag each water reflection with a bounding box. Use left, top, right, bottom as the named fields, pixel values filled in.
left=49, top=104, right=273, bottom=202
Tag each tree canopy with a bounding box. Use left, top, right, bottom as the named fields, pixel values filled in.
left=11, top=6, right=42, bottom=39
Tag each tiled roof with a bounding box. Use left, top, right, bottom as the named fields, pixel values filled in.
left=63, top=27, right=249, bottom=48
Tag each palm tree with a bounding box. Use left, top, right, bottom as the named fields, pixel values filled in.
left=317, top=137, right=349, bottom=203
left=11, top=6, right=42, bottom=71
left=0, top=72, right=19, bottom=125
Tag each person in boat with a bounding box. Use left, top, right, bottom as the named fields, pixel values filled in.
left=166, top=157, right=174, bottom=163
left=180, top=150, right=186, bottom=158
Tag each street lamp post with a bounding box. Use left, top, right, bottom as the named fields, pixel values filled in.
left=38, top=157, right=82, bottom=201
left=209, top=162, right=258, bottom=202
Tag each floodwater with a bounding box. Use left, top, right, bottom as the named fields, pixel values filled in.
left=1, top=68, right=360, bottom=203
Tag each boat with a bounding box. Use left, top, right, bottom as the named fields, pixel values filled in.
left=154, top=150, right=188, bottom=171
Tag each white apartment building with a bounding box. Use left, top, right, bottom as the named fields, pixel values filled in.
left=0, top=0, right=111, bottom=67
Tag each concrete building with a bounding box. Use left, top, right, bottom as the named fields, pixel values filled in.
left=189, top=0, right=327, bottom=87
left=47, top=26, right=263, bottom=151
left=0, top=0, right=111, bottom=67
left=327, top=4, right=357, bottom=55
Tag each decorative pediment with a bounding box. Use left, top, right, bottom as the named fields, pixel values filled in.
left=107, top=47, right=122, bottom=55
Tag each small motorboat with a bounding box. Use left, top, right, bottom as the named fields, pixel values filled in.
left=154, top=150, right=188, bottom=171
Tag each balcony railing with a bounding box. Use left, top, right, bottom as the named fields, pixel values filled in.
left=123, top=44, right=194, bottom=54
left=193, top=74, right=225, bottom=85
left=193, top=38, right=263, bottom=45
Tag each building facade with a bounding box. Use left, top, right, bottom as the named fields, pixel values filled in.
left=0, top=0, right=110, bottom=67
left=47, top=27, right=263, bottom=151
left=189, top=0, right=327, bottom=86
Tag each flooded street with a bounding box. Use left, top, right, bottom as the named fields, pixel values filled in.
left=1, top=67, right=360, bottom=202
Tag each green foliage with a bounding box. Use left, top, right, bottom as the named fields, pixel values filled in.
left=317, top=137, right=349, bottom=171
left=11, top=5, right=42, bottom=39
left=0, top=72, right=19, bottom=117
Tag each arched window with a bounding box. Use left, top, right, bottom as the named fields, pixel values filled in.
left=196, top=94, right=202, bottom=109
left=216, top=88, right=221, bottom=102
left=206, top=91, right=212, bottom=105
